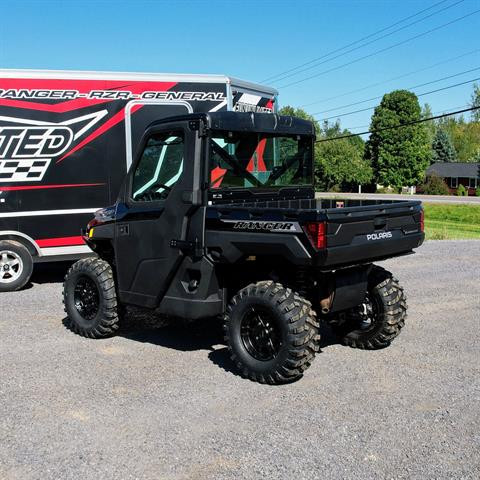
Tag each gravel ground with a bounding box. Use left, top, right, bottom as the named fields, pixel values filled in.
left=1, top=241, right=479, bottom=480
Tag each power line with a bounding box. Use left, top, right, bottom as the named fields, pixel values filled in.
left=432, top=103, right=472, bottom=116
left=279, top=9, right=480, bottom=89
left=265, top=0, right=465, bottom=85
left=300, top=49, right=480, bottom=108
left=343, top=104, right=470, bottom=131
left=311, top=66, right=480, bottom=116
left=261, top=0, right=455, bottom=83
left=315, top=106, right=479, bottom=143
left=315, top=76, right=480, bottom=121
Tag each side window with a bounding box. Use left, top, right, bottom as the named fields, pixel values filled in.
left=132, top=132, right=184, bottom=202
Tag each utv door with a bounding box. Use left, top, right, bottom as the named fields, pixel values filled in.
left=114, top=120, right=203, bottom=308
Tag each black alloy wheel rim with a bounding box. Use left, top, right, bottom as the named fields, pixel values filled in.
left=74, top=276, right=100, bottom=321
left=240, top=306, right=282, bottom=361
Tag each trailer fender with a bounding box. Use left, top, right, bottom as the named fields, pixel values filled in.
left=0, top=231, right=40, bottom=257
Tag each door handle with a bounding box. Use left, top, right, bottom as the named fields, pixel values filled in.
left=117, top=224, right=130, bottom=236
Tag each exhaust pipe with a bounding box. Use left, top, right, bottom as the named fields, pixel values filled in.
left=320, top=290, right=334, bottom=315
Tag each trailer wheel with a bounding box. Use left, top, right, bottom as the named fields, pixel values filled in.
left=224, top=281, right=320, bottom=384
left=63, top=257, right=120, bottom=338
left=333, top=266, right=407, bottom=349
left=0, top=240, right=34, bottom=292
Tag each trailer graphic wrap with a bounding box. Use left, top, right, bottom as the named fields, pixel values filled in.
left=0, top=72, right=276, bottom=268
left=0, top=110, right=108, bottom=182
left=232, top=92, right=274, bottom=113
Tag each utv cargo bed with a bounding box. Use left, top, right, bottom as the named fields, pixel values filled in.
left=206, top=198, right=423, bottom=269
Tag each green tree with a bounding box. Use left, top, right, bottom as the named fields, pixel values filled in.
left=315, top=135, right=372, bottom=191
left=431, top=128, right=457, bottom=163
left=471, top=83, right=480, bottom=122
left=439, top=118, right=480, bottom=161
left=316, top=120, right=372, bottom=191
left=365, top=90, right=431, bottom=190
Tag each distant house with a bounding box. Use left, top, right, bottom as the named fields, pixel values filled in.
left=425, top=162, right=480, bottom=195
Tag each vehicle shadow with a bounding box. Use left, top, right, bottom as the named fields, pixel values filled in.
left=30, top=262, right=73, bottom=285
left=119, top=314, right=225, bottom=352
left=208, top=321, right=340, bottom=378
left=120, top=314, right=341, bottom=376
left=63, top=311, right=341, bottom=378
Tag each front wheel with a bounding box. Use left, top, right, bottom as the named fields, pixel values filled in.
left=332, top=266, right=407, bottom=349
left=63, top=257, right=120, bottom=338
left=224, top=281, right=320, bottom=384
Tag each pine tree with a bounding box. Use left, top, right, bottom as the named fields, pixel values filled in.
left=431, top=129, right=457, bottom=163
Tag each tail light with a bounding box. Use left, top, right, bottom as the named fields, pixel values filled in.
left=303, top=222, right=327, bottom=250
left=420, top=209, right=424, bottom=232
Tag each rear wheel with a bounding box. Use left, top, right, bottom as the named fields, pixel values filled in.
left=332, top=266, right=407, bottom=349
left=224, top=281, right=320, bottom=384
left=63, top=257, right=120, bottom=338
left=0, top=240, right=33, bottom=292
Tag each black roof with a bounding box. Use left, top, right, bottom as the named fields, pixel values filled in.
left=426, top=162, right=480, bottom=178
left=149, top=112, right=315, bottom=136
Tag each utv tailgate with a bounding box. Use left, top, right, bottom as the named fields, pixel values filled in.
left=320, top=200, right=423, bottom=268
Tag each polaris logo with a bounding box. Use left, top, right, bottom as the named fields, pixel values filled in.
left=366, top=231, right=393, bottom=241
left=223, top=220, right=300, bottom=233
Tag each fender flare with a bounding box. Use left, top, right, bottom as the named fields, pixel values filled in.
left=0, top=230, right=41, bottom=257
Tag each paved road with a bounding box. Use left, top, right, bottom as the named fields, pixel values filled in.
left=316, top=192, right=480, bottom=204
left=1, top=242, right=479, bottom=479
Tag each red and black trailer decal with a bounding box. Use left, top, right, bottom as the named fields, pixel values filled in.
left=0, top=76, right=236, bottom=258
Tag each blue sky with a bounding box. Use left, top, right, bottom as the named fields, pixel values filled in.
left=0, top=0, right=478, bottom=132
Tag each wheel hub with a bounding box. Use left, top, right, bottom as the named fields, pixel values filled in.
left=0, top=250, right=23, bottom=284
left=358, top=301, right=374, bottom=329
left=73, top=276, right=100, bottom=321
left=349, top=294, right=377, bottom=331
left=240, top=307, right=282, bottom=361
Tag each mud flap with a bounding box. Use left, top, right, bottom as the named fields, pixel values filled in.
left=330, top=265, right=371, bottom=313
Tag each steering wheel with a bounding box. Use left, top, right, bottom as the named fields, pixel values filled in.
left=150, top=182, right=172, bottom=192
left=135, top=182, right=172, bottom=202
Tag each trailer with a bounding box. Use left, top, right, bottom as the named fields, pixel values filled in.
left=0, top=69, right=277, bottom=291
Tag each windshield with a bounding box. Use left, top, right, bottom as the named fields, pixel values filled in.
left=209, top=132, right=313, bottom=190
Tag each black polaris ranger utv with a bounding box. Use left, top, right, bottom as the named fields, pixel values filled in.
left=63, top=111, right=424, bottom=384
